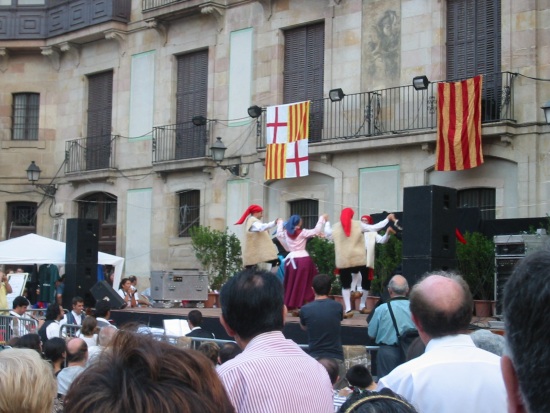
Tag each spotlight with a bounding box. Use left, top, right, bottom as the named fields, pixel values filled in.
left=329, top=88, right=345, bottom=102
left=247, top=105, right=263, bottom=119
left=192, top=116, right=207, bottom=126
left=412, top=75, right=430, bottom=91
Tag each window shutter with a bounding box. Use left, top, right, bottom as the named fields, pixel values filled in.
left=87, top=71, right=113, bottom=170
left=284, top=23, right=325, bottom=142
left=176, top=50, right=208, bottom=159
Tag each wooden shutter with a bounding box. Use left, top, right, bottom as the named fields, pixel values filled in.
left=176, top=50, right=208, bottom=159
left=87, top=71, right=113, bottom=170
left=446, top=0, right=501, bottom=120
left=284, top=23, right=325, bottom=142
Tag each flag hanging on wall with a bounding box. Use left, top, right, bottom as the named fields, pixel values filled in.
left=265, top=101, right=310, bottom=179
left=435, top=75, right=484, bottom=171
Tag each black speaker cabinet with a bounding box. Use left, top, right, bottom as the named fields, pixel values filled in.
left=402, top=185, right=457, bottom=258
left=63, top=263, right=98, bottom=309
left=402, top=257, right=457, bottom=287
left=91, top=281, right=126, bottom=309
left=66, top=218, right=99, bottom=265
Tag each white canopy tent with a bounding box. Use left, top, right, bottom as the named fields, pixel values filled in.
left=0, top=233, right=124, bottom=285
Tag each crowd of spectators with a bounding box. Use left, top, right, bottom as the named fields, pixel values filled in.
left=1, top=255, right=547, bottom=413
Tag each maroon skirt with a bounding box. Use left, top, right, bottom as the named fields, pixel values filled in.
left=283, top=255, right=318, bottom=309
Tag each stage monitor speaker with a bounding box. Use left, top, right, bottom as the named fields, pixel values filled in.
left=402, top=256, right=457, bottom=287
left=63, top=263, right=97, bottom=309
left=402, top=185, right=457, bottom=258
left=91, top=281, right=126, bottom=309
left=66, top=218, right=99, bottom=265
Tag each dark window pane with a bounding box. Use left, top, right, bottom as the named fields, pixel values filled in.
left=289, top=199, right=319, bottom=230
left=78, top=193, right=117, bottom=255
left=7, top=202, right=37, bottom=238
left=457, top=188, right=496, bottom=220
left=12, top=93, right=39, bottom=141
left=179, top=190, right=200, bottom=237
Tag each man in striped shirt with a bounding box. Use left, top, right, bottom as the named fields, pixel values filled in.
left=217, top=268, right=334, bottom=413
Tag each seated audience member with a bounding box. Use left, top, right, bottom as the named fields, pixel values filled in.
left=501, top=249, right=550, bottom=413
left=217, top=268, right=333, bottom=413
left=342, top=364, right=376, bottom=396
left=87, top=325, right=117, bottom=364
left=317, top=357, right=347, bottom=413
left=13, top=333, right=42, bottom=354
left=63, top=330, right=235, bottom=413
left=470, top=329, right=505, bottom=356
left=0, top=348, right=57, bottom=413
left=339, top=388, right=419, bottom=413
left=93, top=300, right=115, bottom=328
left=186, top=310, right=215, bottom=349
left=377, top=272, right=507, bottom=413
left=217, top=342, right=242, bottom=365
left=38, top=303, right=64, bottom=342
left=43, top=337, right=67, bottom=376
left=79, top=316, right=98, bottom=347
left=198, top=341, right=220, bottom=366
left=57, top=338, right=88, bottom=397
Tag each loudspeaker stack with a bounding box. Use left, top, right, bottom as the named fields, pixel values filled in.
left=64, top=218, right=99, bottom=309
left=402, top=185, right=458, bottom=286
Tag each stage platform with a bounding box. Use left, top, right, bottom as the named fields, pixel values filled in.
left=110, top=306, right=500, bottom=347
left=110, top=306, right=372, bottom=346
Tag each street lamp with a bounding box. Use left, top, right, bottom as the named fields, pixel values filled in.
left=209, top=137, right=239, bottom=176
left=26, top=161, right=56, bottom=196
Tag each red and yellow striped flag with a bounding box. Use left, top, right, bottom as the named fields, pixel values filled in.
left=265, top=143, right=286, bottom=180
left=288, top=101, right=309, bottom=142
left=435, top=75, right=484, bottom=171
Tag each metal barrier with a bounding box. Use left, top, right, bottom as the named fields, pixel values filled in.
left=0, top=315, right=39, bottom=344
left=59, top=323, right=81, bottom=338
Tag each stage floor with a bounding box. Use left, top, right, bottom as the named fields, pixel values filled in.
left=110, top=306, right=500, bottom=346
left=110, top=306, right=372, bottom=346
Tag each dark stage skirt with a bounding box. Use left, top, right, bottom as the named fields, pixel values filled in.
left=283, top=255, right=318, bottom=309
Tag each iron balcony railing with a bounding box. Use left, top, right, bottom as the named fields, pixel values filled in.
left=65, top=135, right=118, bottom=173
left=142, top=0, right=189, bottom=12
left=256, top=71, right=516, bottom=149
left=152, top=121, right=209, bottom=163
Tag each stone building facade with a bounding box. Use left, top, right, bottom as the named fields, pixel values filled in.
left=0, top=0, right=548, bottom=283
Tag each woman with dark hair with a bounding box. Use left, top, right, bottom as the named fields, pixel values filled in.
left=13, top=333, right=42, bottom=354
left=117, top=278, right=136, bottom=308
left=339, top=388, right=418, bottom=413
left=37, top=303, right=64, bottom=343
left=63, top=330, right=235, bottom=413
left=43, top=337, right=67, bottom=376
left=276, top=213, right=329, bottom=312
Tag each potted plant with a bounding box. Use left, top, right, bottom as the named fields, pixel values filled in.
left=189, top=226, right=243, bottom=307
left=456, top=231, right=495, bottom=317
left=306, top=237, right=341, bottom=300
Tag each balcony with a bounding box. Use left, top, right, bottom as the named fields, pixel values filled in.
left=0, top=0, right=131, bottom=40
left=152, top=121, right=216, bottom=173
left=64, top=134, right=117, bottom=182
left=255, top=72, right=516, bottom=149
left=142, top=0, right=225, bottom=22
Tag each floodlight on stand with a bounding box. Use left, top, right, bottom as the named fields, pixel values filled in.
left=192, top=115, right=207, bottom=126
left=412, top=75, right=430, bottom=91
left=329, top=88, right=345, bottom=102
left=247, top=105, right=263, bottom=119
left=541, top=100, right=550, bottom=124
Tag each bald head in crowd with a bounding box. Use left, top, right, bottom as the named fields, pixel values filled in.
left=388, top=275, right=409, bottom=297
left=409, top=272, right=473, bottom=343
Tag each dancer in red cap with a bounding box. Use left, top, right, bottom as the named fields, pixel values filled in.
left=235, top=205, right=279, bottom=269
left=331, top=209, right=398, bottom=318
